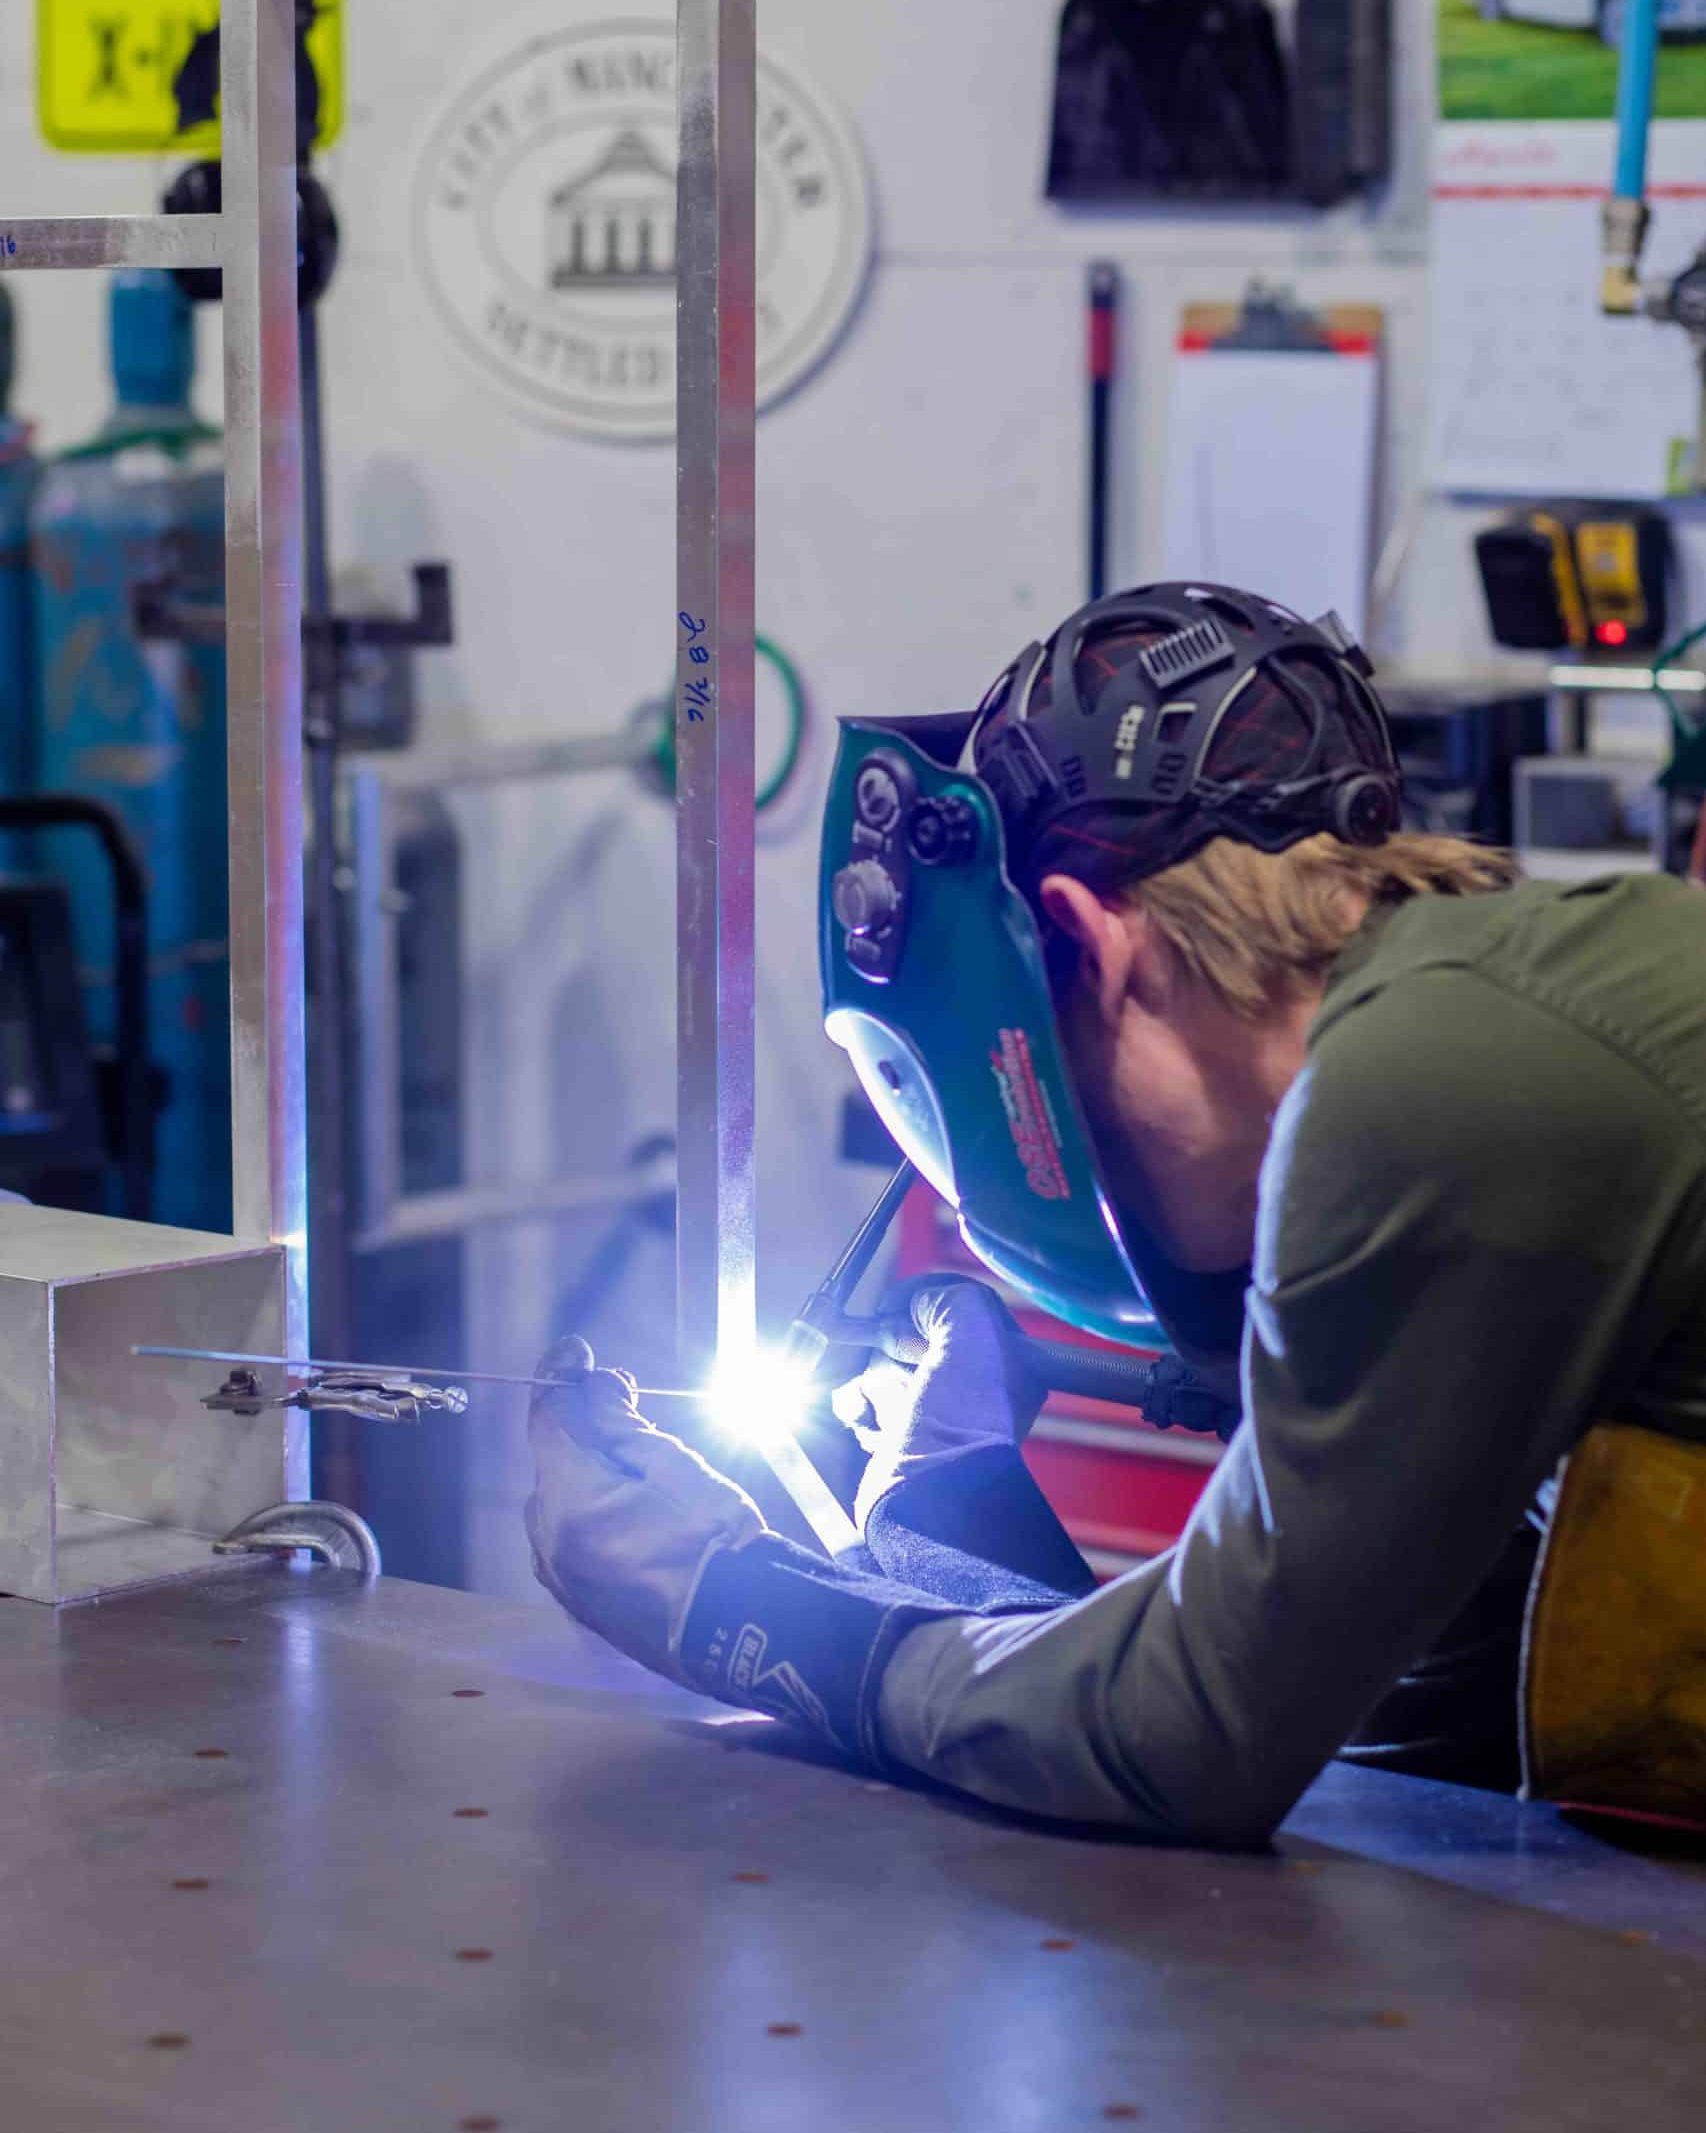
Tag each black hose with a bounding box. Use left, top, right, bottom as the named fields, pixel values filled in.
left=0, top=794, right=153, bottom=1220
left=870, top=1316, right=1238, bottom=1439
left=1033, top=1341, right=1239, bottom=1438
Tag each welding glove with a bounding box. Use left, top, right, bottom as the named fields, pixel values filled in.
left=849, top=1282, right=1047, bottom=1532
left=529, top=1336, right=965, bottom=1759
left=525, top=1336, right=769, bottom=1685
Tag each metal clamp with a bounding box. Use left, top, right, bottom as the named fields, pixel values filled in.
left=203, top=1366, right=469, bottom=1427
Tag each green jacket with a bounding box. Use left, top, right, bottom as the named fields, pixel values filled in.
left=874, top=875, right=1706, bottom=1843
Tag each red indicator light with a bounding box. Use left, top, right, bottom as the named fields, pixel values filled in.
left=1596, top=620, right=1629, bottom=647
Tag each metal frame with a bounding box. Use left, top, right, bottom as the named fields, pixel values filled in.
left=5, top=0, right=307, bottom=1296
left=218, top=0, right=308, bottom=1348
left=674, top=0, right=757, bottom=1385
left=341, top=740, right=676, bottom=1257
left=3, top=0, right=765, bottom=1569
left=0, top=0, right=310, bottom=1594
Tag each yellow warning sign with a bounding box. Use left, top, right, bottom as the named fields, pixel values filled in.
left=37, top=1, right=343, bottom=155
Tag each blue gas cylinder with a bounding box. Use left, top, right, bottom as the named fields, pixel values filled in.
left=31, top=270, right=230, bottom=1232
left=0, top=284, right=38, bottom=850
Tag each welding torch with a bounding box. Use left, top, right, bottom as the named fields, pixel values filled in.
left=134, top=1161, right=1232, bottom=1566
left=776, top=1161, right=1234, bottom=1434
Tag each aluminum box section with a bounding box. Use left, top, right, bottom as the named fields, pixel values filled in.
left=0, top=1206, right=287, bottom=1602
left=0, top=0, right=306, bottom=1601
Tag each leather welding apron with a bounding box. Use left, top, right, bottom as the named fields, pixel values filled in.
left=1522, top=1422, right=1706, bottom=1829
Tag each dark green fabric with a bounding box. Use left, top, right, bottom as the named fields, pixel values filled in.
left=1304, top=874, right=1706, bottom=1455
left=877, top=874, right=1706, bottom=1843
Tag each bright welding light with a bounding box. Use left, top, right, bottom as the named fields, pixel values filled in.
left=705, top=1346, right=814, bottom=1451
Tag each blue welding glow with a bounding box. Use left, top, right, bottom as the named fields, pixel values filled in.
left=706, top=1344, right=814, bottom=1451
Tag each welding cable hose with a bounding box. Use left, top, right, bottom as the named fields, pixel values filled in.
left=866, top=1316, right=1238, bottom=1440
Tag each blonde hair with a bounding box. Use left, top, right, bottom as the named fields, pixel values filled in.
left=1117, top=831, right=1520, bottom=1020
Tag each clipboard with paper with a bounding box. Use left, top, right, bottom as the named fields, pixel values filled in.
left=1160, top=287, right=1383, bottom=637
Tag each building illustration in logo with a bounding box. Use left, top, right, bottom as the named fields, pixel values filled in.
left=414, top=24, right=872, bottom=440
left=548, top=129, right=676, bottom=289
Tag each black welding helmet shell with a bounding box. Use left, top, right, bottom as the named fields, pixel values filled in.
left=819, top=584, right=1402, bottom=1347
left=972, top=583, right=1401, bottom=897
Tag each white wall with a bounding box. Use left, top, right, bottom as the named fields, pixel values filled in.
left=3, top=2, right=1700, bottom=1593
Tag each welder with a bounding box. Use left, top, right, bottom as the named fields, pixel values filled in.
left=527, top=582, right=1706, bottom=1844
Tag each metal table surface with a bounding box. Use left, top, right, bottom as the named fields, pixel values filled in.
left=2, top=1568, right=1702, bottom=2133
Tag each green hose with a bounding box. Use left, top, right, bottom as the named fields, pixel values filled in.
left=648, top=634, right=808, bottom=813
left=1654, top=617, right=1706, bottom=788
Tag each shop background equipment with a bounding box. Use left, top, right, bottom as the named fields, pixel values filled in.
left=1085, top=261, right=1119, bottom=601
left=1474, top=502, right=1673, bottom=654
left=0, top=792, right=151, bottom=1215
left=0, top=287, right=36, bottom=838
left=29, top=270, right=229, bottom=1232
left=1046, top=0, right=1390, bottom=207
left=34, top=0, right=344, bottom=154
left=0, top=876, right=102, bottom=1206
left=1600, top=0, right=1706, bottom=488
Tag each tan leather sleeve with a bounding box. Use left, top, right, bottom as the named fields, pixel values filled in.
left=1523, top=1422, right=1706, bottom=1828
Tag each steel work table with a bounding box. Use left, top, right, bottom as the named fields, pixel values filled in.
left=2, top=1567, right=1702, bottom=2132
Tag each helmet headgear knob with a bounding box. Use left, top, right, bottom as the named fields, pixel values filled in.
left=1332, top=772, right=1399, bottom=848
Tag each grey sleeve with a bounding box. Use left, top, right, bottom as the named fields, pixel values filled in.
left=876, top=973, right=1705, bottom=1845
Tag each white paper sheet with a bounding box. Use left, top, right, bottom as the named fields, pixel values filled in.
left=1428, top=122, right=1706, bottom=498
left=1159, top=343, right=1380, bottom=638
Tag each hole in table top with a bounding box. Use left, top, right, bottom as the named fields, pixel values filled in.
left=192, top=1749, right=228, bottom=1760
left=146, top=2034, right=189, bottom=2051
left=451, top=1688, right=484, bottom=1699
left=453, top=1807, right=489, bottom=1819
left=170, top=1878, right=210, bottom=1891
left=459, top=2117, right=502, bottom=2130
left=1040, top=1936, right=1074, bottom=1951
left=766, top=2023, right=801, bottom=2037
left=211, top=1637, right=244, bottom=1648
left=731, top=1870, right=769, bottom=1884
left=455, top=1948, right=494, bottom=1963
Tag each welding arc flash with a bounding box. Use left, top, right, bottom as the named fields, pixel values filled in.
left=704, top=1349, right=815, bottom=1451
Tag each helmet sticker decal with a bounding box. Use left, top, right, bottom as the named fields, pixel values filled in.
left=992, top=1027, right=1072, bottom=1201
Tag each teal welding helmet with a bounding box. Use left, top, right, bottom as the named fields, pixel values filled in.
left=819, top=584, right=1401, bottom=1345
left=822, top=720, right=1160, bottom=1340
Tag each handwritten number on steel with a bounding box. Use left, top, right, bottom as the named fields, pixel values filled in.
left=679, top=610, right=711, bottom=723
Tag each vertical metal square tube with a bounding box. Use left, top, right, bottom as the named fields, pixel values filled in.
left=674, top=0, right=757, bottom=1384
left=220, top=0, right=309, bottom=1484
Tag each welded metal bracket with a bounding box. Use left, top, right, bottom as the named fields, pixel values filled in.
left=214, top=1499, right=382, bottom=1574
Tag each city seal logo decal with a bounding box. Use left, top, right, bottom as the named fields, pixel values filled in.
left=413, top=21, right=872, bottom=441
